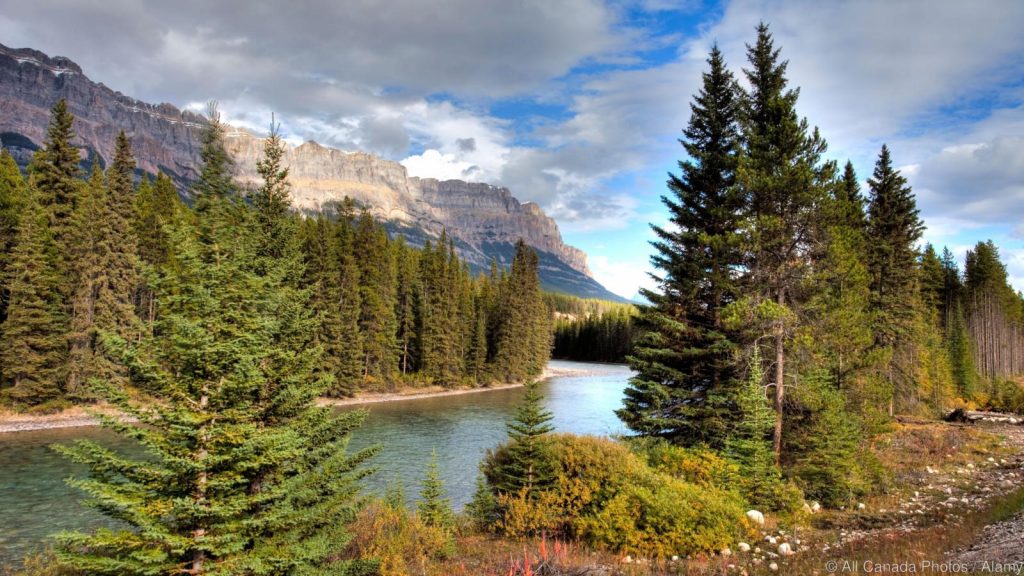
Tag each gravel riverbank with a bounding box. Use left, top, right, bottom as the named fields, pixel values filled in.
left=0, top=363, right=599, bottom=434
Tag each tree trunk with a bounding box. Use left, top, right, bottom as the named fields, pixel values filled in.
left=773, top=288, right=785, bottom=466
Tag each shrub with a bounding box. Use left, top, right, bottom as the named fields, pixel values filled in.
left=345, top=500, right=454, bottom=576
left=579, top=477, right=746, bottom=557
left=481, top=433, right=747, bottom=557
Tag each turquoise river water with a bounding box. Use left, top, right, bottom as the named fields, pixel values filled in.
left=0, top=360, right=630, bottom=566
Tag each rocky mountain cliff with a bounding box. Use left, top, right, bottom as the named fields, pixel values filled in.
left=0, top=42, right=622, bottom=301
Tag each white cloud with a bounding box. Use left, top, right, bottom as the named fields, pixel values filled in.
left=588, top=254, right=657, bottom=301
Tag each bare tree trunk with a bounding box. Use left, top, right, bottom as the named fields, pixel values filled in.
left=773, top=288, right=785, bottom=466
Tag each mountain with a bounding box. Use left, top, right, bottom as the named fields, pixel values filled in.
left=0, top=42, right=625, bottom=301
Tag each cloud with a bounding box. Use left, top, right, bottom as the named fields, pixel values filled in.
left=588, top=254, right=657, bottom=301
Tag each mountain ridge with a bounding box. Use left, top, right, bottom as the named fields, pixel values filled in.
left=0, top=41, right=625, bottom=301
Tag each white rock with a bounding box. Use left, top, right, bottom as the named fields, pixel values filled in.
left=738, top=542, right=751, bottom=552
left=857, top=502, right=866, bottom=510
left=811, top=501, right=821, bottom=513
left=671, top=555, right=679, bottom=562
left=769, top=562, right=779, bottom=571
left=766, top=536, right=777, bottom=545
left=721, top=548, right=732, bottom=556
left=778, top=543, right=794, bottom=556
left=746, top=509, right=765, bottom=525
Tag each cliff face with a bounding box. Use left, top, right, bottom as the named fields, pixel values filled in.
left=0, top=44, right=205, bottom=183
left=0, top=42, right=620, bottom=300
left=225, top=133, right=591, bottom=275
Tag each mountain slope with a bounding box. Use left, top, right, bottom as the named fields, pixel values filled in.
left=0, top=42, right=625, bottom=301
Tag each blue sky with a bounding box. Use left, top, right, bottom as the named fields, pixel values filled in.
left=3, top=0, right=1023, bottom=299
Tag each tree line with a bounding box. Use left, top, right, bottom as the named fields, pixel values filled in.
left=551, top=299, right=637, bottom=363
left=0, top=101, right=552, bottom=412
left=617, top=24, right=1024, bottom=510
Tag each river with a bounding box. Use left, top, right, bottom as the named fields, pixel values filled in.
left=0, top=360, right=630, bottom=566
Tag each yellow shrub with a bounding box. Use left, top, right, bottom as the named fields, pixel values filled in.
left=578, top=477, right=746, bottom=557
left=346, top=501, right=454, bottom=576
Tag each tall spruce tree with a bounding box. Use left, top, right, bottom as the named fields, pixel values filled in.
left=738, top=23, right=832, bottom=461
left=132, top=172, right=183, bottom=327
left=66, top=137, right=140, bottom=398
left=29, top=99, right=82, bottom=284
left=54, top=115, right=378, bottom=575
left=618, top=46, right=744, bottom=445
left=0, top=149, right=29, bottom=326
left=0, top=187, right=67, bottom=408
left=866, top=144, right=923, bottom=412
left=354, top=211, right=398, bottom=382
left=493, top=240, right=548, bottom=383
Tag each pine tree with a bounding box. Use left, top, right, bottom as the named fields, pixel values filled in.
left=53, top=116, right=378, bottom=575
left=467, top=290, right=489, bottom=382
left=0, top=149, right=29, bottom=326
left=465, top=473, right=499, bottom=530
left=132, top=172, right=183, bottom=326
left=354, top=211, right=398, bottom=383
left=723, top=347, right=785, bottom=509
left=29, top=99, right=82, bottom=286
left=0, top=188, right=67, bottom=408
left=493, top=241, right=549, bottom=383
left=394, top=238, right=420, bottom=376
left=866, top=144, right=924, bottom=412
left=738, top=23, right=833, bottom=461
left=618, top=46, right=745, bottom=445
left=417, top=449, right=454, bottom=529
left=251, top=117, right=295, bottom=265
left=494, top=381, right=555, bottom=496
left=302, top=214, right=363, bottom=397
left=66, top=136, right=140, bottom=399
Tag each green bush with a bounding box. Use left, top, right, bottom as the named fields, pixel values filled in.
left=481, top=434, right=747, bottom=557
left=579, top=477, right=746, bottom=557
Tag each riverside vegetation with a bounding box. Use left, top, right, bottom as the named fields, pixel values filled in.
left=3, top=22, right=1024, bottom=576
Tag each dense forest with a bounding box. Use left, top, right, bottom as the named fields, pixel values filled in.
left=550, top=297, right=638, bottom=362
left=0, top=101, right=552, bottom=412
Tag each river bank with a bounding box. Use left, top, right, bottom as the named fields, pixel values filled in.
left=0, top=362, right=602, bottom=434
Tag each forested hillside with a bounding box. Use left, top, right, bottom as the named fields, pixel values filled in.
left=0, top=100, right=553, bottom=412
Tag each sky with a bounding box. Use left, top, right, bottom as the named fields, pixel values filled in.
left=2, top=0, right=1023, bottom=300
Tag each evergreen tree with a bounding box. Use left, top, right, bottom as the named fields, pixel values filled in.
left=354, top=212, right=398, bottom=383
left=0, top=188, right=67, bottom=408
left=417, top=449, right=454, bottom=529
left=466, top=290, right=489, bottom=382
left=738, top=23, right=833, bottom=461
left=132, top=173, right=183, bottom=326
left=54, top=116, right=377, bottom=575
left=493, top=241, right=548, bottom=383
left=866, top=144, right=924, bottom=412
left=0, top=149, right=29, bottom=326
left=465, top=473, right=499, bottom=531
left=618, top=46, right=744, bottom=445
left=29, top=99, right=82, bottom=286
left=834, top=161, right=867, bottom=233
left=66, top=137, right=140, bottom=398
left=723, top=347, right=785, bottom=509
left=494, top=381, right=555, bottom=496
left=394, top=238, right=420, bottom=375
left=251, top=117, right=295, bottom=265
